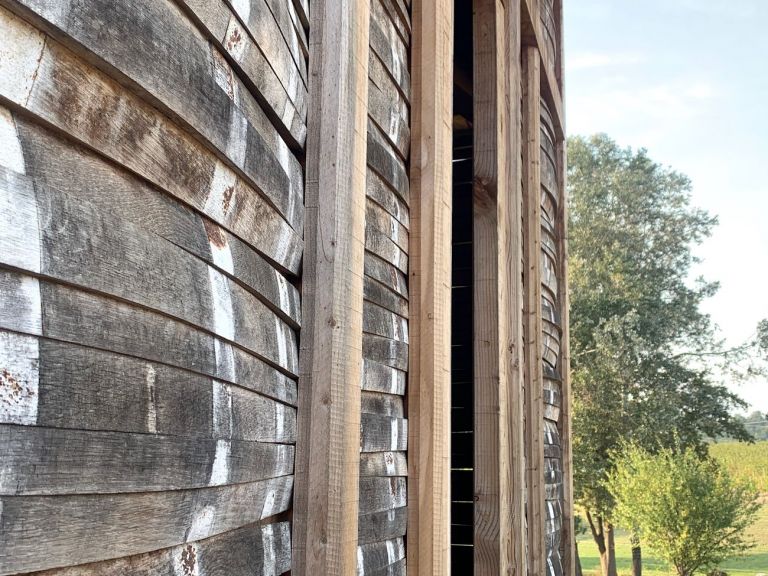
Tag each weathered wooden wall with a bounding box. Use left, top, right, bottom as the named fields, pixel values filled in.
left=358, top=1, right=411, bottom=574
left=0, top=0, right=307, bottom=571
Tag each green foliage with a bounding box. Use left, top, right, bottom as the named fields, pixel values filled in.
left=710, top=440, right=768, bottom=493
left=568, top=134, right=756, bottom=519
left=606, top=444, right=760, bottom=576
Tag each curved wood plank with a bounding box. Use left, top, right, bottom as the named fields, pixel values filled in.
left=358, top=507, right=408, bottom=545
left=0, top=15, right=303, bottom=274
left=3, top=0, right=305, bottom=223
left=368, top=1, right=410, bottom=98
left=364, top=254, right=409, bottom=299
left=360, top=413, right=408, bottom=452
left=0, top=425, right=294, bottom=495
left=366, top=227, right=408, bottom=274
left=364, top=276, right=409, bottom=318
left=361, top=391, right=405, bottom=417
left=363, top=334, right=408, bottom=371
left=367, top=168, right=410, bottom=229
left=357, top=538, right=405, bottom=575
left=367, top=199, right=409, bottom=252
left=359, top=451, right=408, bottom=478
left=0, top=477, right=293, bottom=574
left=261, top=0, right=309, bottom=60
left=0, top=170, right=298, bottom=374
left=363, top=302, right=408, bottom=343
left=367, top=119, right=410, bottom=203
left=362, top=358, right=406, bottom=396
left=359, top=477, right=407, bottom=515
left=27, top=521, right=291, bottom=576
left=0, top=270, right=299, bottom=392
left=0, top=332, right=296, bottom=436
left=368, top=55, right=410, bottom=159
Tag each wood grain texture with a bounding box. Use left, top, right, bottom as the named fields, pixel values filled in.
left=2, top=0, right=306, bottom=223
left=14, top=118, right=300, bottom=324
left=0, top=271, right=297, bottom=403
left=359, top=477, right=407, bottom=515
left=368, top=53, right=410, bottom=158
left=0, top=169, right=298, bottom=375
left=369, top=0, right=410, bottom=99
left=291, top=0, right=370, bottom=574
left=367, top=168, right=411, bottom=229
left=0, top=10, right=302, bottom=275
left=359, top=508, right=408, bottom=546
left=360, top=413, right=408, bottom=452
left=523, top=44, right=547, bottom=576
left=407, top=0, right=453, bottom=573
left=357, top=538, right=406, bottom=575
left=360, top=451, right=408, bottom=477
left=25, top=521, right=292, bottom=576
left=0, top=477, right=293, bottom=574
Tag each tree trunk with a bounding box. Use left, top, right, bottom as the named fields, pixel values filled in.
left=575, top=541, right=584, bottom=576
left=586, top=511, right=618, bottom=576
left=630, top=533, right=642, bottom=576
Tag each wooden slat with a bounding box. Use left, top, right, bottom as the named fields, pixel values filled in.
left=0, top=425, right=294, bottom=495
left=0, top=332, right=296, bottom=438
left=359, top=477, right=407, bottom=514
left=364, top=275, right=409, bottom=318
left=366, top=225, right=409, bottom=274
left=0, top=12, right=303, bottom=275
left=178, top=0, right=308, bottom=125
left=367, top=168, right=411, bottom=229
left=291, top=0, right=370, bottom=573
left=0, top=169, right=298, bottom=374
left=26, top=521, right=292, bottom=576
left=14, top=118, right=300, bottom=325
left=362, top=358, right=407, bottom=395
left=260, top=0, right=309, bottom=63
left=362, top=391, right=405, bottom=417
left=367, top=199, right=409, bottom=252
left=407, top=0, right=453, bottom=573
left=2, top=0, right=306, bottom=221
left=363, top=334, right=409, bottom=371
left=368, top=119, right=410, bottom=203
left=523, top=44, right=547, bottom=576
left=368, top=53, right=411, bottom=158
left=0, top=271, right=298, bottom=401
left=363, top=302, right=408, bottom=342
left=360, top=451, right=409, bottom=477
left=364, top=253, right=409, bottom=299
left=357, top=538, right=406, bottom=575
left=369, top=0, right=410, bottom=99
left=360, top=413, right=408, bottom=452
left=358, top=507, right=408, bottom=545
left=0, top=477, right=293, bottom=574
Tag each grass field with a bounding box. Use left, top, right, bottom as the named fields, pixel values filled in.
left=578, top=441, right=768, bottom=575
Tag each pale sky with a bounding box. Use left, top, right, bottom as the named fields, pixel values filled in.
left=564, top=0, right=768, bottom=412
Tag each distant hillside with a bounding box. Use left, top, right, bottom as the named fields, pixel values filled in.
left=710, top=440, right=768, bottom=493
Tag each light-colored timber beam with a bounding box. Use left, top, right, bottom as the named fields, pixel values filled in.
left=292, top=0, right=370, bottom=574
left=407, top=0, right=454, bottom=574
left=522, top=43, right=547, bottom=576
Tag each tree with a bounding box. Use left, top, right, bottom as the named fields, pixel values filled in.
left=568, top=135, right=760, bottom=575
left=606, top=443, right=759, bottom=576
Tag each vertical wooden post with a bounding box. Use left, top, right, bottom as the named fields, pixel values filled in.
left=522, top=44, right=546, bottom=576
left=407, top=0, right=454, bottom=574
left=293, top=0, right=370, bottom=573
left=471, top=0, right=517, bottom=573
left=505, top=0, right=530, bottom=573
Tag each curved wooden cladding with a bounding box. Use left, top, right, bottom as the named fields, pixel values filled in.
left=539, top=97, right=565, bottom=576
left=0, top=0, right=305, bottom=572
left=539, top=0, right=559, bottom=74
left=359, top=1, right=411, bottom=575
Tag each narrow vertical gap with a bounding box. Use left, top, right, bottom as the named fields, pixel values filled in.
left=451, top=1, right=474, bottom=571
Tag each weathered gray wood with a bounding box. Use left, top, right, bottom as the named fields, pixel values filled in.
left=366, top=227, right=409, bottom=274
left=363, top=334, right=409, bottom=371
left=361, top=391, right=405, bottom=417
left=359, top=451, right=408, bottom=477
left=0, top=477, right=293, bottom=574
left=260, top=0, right=309, bottom=62
left=360, top=413, right=408, bottom=452
left=178, top=0, right=308, bottom=125
left=364, top=276, right=409, bottom=318
left=362, top=358, right=406, bottom=396
left=27, top=521, right=292, bottom=576
left=0, top=424, right=294, bottom=495
left=378, top=0, right=410, bottom=47
left=363, top=302, right=408, bottom=343
left=0, top=170, right=298, bottom=374
left=291, top=0, right=308, bottom=29
left=357, top=538, right=406, bottom=574
left=368, top=54, right=410, bottom=158
left=358, top=507, right=408, bottom=545
left=366, top=558, right=407, bottom=576
left=0, top=332, right=297, bottom=436
left=368, top=0, right=410, bottom=98
left=367, top=168, right=410, bottom=229
left=359, top=477, right=407, bottom=515
left=15, top=119, right=300, bottom=323
left=2, top=0, right=305, bottom=224
left=367, top=199, right=409, bottom=252
left=367, top=119, right=410, bottom=202
left=0, top=15, right=302, bottom=274
left=364, top=253, right=409, bottom=299
left=0, top=271, right=298, bottom=397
